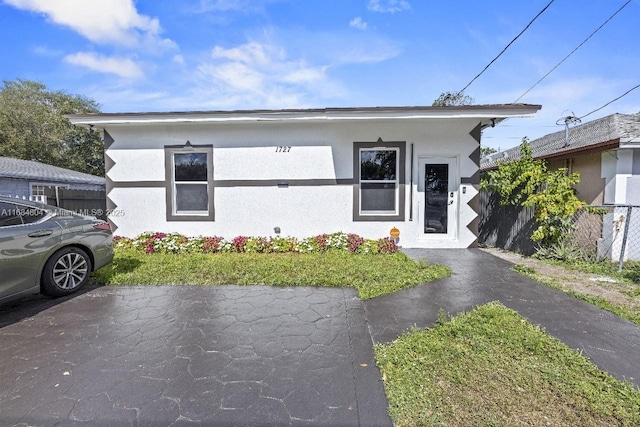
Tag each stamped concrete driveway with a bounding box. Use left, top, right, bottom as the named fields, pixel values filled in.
left=0, top=286, right=391, bottom=427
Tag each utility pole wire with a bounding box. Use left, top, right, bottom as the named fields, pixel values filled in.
left=514, top=0, right=632, bottom=103
left=459, top=0, right=555, bottom=94
left=579, top=83, right=640, bottom=120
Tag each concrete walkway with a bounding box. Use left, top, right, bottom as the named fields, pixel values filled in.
left=364, top=249, right=640, bottom=388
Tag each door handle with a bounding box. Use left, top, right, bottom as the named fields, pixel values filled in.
left=448, top=200, right=454, bottom=205
left=28, top=230, right=53, bottom=237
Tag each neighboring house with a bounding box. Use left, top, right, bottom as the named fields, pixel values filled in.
left=0, top=156, right=105, bottom=207
left=480, top=112, right=640, bottom=260
left=67, top=105, right=541, bottom=248
left=481, top=113, right=640, bottom=205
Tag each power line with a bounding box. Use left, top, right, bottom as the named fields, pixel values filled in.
left=459, top=0, right=555, bottom=93
left=578, top=83, right=640, bottom=120
left=514, top=0, right=632, bottom=103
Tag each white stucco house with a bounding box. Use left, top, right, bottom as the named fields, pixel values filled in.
left=67, top=105, right=541, bottom=248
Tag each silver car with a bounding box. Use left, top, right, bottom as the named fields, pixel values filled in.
left=0, top=196, right=113, bottom=303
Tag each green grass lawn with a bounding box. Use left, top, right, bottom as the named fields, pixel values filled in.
left=375, top=302, right=640, bottom=426
left=91, top=249, right=452, bottom=299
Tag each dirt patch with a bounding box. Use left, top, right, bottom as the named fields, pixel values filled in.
left=481, top=247, right=640, bottom=314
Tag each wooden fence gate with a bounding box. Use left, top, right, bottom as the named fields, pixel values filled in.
left=43, top=188, right=107, bottom=220
left=478, top=190, right=537, bottom=255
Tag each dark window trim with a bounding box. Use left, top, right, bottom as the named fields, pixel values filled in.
left=353, top=141, right=406, bottom=222
left=164, top=144, right=214, bottom=222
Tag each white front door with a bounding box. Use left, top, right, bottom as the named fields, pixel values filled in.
left=418, top=157, right=457, bottom=240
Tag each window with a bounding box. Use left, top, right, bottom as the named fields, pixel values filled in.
left=31, top=185, right=45, bottom=196
left=165, top=145, right=214, bottom=221
left=0, top=201, right=48, bottom=227
left=353, top=141, right=405, bottom=221
left=174, top=152, right=208, bottom=212
left=29, top=184, right=48, bottom=204
left=360, top=149, right=398, bottom=213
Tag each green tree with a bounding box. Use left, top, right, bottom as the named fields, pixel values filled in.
left=481, top=138, right=584, bottom=244
left=0, top=79, right=104, bottom=176
left=481, top=146, right=498, bottom=158
left=432, top=92, right=497, bottom=160
left=432, top=91, right=475, bottom=106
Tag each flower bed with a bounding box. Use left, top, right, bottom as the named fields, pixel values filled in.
left=114, top=232, right=399, bottom=255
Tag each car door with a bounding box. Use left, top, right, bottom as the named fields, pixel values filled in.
left=0, top=201, right=60, bottom=299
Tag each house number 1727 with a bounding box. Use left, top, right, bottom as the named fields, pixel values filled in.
left=275, top=146, right=291, bottom=152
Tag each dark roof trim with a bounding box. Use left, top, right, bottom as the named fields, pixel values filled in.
left=539, top=139, right=620, bottom=161
left=481, top=139, right=621, bottom=171
left=66, top=104, right=542, bottom=126
left=67, top=104, right=541, bottom=118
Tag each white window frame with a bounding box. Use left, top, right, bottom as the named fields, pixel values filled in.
left=172, top=152, right=209, bottom=216
left=31, top=184, right=45, bottom=196
left=359, top=147, right=400, bottom=216
left=353, top=141, right=405, bottom=222
left=165, top=145, right=214, bottom=222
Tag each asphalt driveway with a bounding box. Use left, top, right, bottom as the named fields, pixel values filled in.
left=0, top=286, right=391, bottom=427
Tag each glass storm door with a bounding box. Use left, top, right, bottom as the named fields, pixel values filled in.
left=418, top=157, right=457, bottom=238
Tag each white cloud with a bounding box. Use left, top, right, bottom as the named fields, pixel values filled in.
left=182, top=26, right=404, bottom=109
left=204, top=62, right=264, bottom=92
left=198, top=0, right=246, bottom=11
left=193, top=40, right=339, bottom=108
left=31, top=45, right=63, bottom=57
left=282, top=66, right=326, bottom=84
left=514, top=78, right=605, bottom=107
left=172, top=54, right=186, bottom=65
left=64, top=51, right=144, bottom=79
left=211, top=41, right=278, bottom=66
left=349, top=17, right=367, bottom=30
left=279, top=28, right=401, bottom=67
left=367, top=0, right=410, bottom=13
left=208, top=41, right=325, bottom=86
left=3, top=0, right=176, bottom=50
left=197, top=0, right=257, bottom=12
left=196, top=0, right=285, bottom=13
left=75, top=28, right=402, bottom=111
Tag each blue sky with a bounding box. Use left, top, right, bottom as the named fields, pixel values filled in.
left=1, top=0, right=639, bottom=151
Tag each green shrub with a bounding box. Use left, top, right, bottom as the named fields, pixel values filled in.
left=533, top=241, right=595, bottom=263
left=482, top=140, right=584, bottom=244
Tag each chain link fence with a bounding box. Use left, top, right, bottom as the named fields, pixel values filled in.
left=479, top=190, right=640, bottom=268
left=567, top=205, right=640, bottom=268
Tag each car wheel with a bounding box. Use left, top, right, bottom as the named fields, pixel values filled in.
left=41, top=247, right=92, bottom=297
